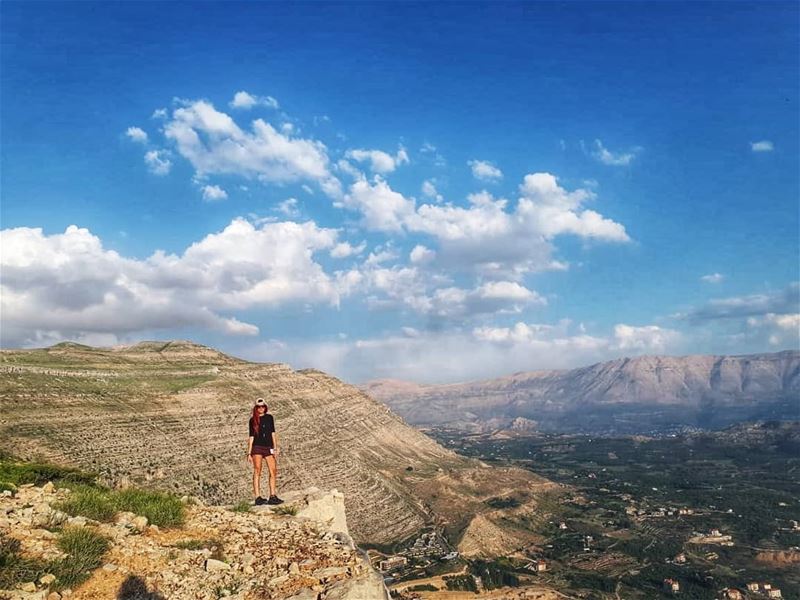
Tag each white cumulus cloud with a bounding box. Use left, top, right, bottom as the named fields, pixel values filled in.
left=125, top=127, right=148, bottom=144
left=338, top=173, right=628, bottom=277
left=612, top=324, right=680, bottom=351
left=421, top=179, right=443, bottom=202
left=0, top=219, right=348, bottom=348
left=276, top=198, right=300, bottom=217
left=345, top=147, right=409, bottom=174
left=144, top=150, right=172, bottom=175
left=162, top=99, right=340, bottom=197
left=330, top=241, right=366, bottom=259
left=409, top=245, right=435, bottom=264
left=468, top=159, right=503, bottom=181
left=202, top=184, right=228, bottom=201
left=340, top=176, right=417, bottom=232
left=229, top=90, right=280, bottom=110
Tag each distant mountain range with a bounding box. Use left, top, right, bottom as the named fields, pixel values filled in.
left=362, top=350, right=800, bottom=434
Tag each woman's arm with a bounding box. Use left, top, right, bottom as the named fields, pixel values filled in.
left=247, top=435, right=254, bottom=461
left=272, top=431, right=278, bottom=454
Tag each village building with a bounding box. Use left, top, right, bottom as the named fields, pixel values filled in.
left=767, top=590, right=782, bottom=599
left=663, top=578, right=680, bottom=594
left=746, top=582, right=760, bottom=592
left=723, top=589, right=743, bottom=600
left=379, top=556, right=408, bottom=572
left=527, top=559, right=548, bottom=573
left=674, top=553, right=687, bottom=564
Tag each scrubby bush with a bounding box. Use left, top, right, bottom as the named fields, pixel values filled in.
left=54, top=484, right=116, bottom=522
left=0, top=533, right=47, bottom=590
left=114, top=488, right=185, bottom=527
left=53, top=526, right=110, bottom=589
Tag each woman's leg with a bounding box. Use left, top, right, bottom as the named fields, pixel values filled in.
left=252, top=453, right=263, bottom=498
left=265, top=455, right=278, bottom=497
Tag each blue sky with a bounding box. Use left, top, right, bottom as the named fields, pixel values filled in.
left=1, top=1, right=798, bottom=382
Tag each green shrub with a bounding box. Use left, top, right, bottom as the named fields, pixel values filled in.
left=408, top=583, right=438, bottom=591
left=0, top=533, right=47, bottom=590
left=272, top=504, right=298, bottom=516
left=113, top=488, right=185, bottom=527
left=485, top=496, right=521, bottom=509
left=0, top=481, right=17, bottom=494
left=51, top=527, right=109, bottom=590
left=0, top=458, right=96, bottom=488
left=231, top=500, right=251, bottom=513
left=444, top=574, right=478, bottom=593
left=54, top=484, right=116, bottom=522
left=471, top=559, right=520, bottom=590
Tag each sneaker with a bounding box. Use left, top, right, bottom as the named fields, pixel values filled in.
left=254, top=496, right=266, bottom=506
left=267, top=495, right=284, bottom=505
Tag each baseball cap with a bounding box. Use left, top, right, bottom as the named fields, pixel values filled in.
left=255, top=398, right=267, bottom=406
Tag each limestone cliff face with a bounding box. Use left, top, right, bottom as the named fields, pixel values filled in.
left=0, top=341, right=551, bottom=549
left=363, top=350, right=800, bottom=432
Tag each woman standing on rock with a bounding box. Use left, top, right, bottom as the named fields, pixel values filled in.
left=247, top=398, right=283, bottom=505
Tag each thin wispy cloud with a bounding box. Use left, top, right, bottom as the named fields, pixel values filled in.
left=701, top=273, right=724, bottom=284
left=683, top=283, right=799, bottom=322
left=591, top=139, right=641, bottom=166
left=750, top=140, right=774, bottom=152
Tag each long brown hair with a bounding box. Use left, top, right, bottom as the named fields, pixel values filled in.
left=251, top=405, right=264, bottom=434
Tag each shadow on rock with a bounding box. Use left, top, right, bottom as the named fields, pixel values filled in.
left=117, top=575, right=166, bottom=600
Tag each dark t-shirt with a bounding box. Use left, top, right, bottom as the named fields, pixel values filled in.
left=249, top=413, right=276, bottom=447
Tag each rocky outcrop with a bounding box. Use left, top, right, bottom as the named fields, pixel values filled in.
left=364, top=350, right=800, bottom=432
left=0, top=482, right=389, bottom=600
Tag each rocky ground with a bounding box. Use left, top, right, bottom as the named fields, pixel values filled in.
left=0, top=483, right=388, bottom=600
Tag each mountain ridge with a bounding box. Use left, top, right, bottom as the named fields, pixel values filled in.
left=362, top=349, right=800, bottom=433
